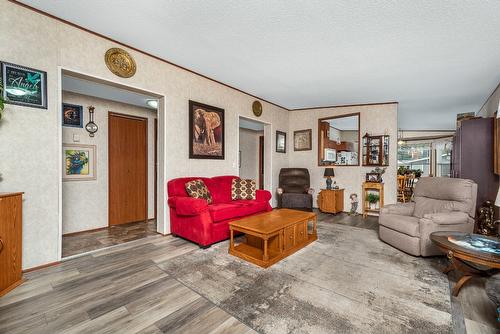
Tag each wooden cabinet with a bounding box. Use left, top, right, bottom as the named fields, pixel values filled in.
left=0, top=192, right=23, bottom=297
left=318, top=189, right=344, bottom=214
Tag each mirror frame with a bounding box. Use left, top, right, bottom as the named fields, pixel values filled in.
left=317, top=112, right=361, bottom=167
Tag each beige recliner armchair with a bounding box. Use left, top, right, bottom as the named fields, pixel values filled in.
left=379, top=177, right=477, bottom=256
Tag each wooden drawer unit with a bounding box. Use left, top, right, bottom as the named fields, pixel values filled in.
left=0, top=192, right=23, bottom=297
left=318, top=189, right=344, bottom=214
left=295, top=221, right=307, bottom=244
left=284, top=225, right=295, bottom=250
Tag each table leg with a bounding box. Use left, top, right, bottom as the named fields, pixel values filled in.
left=452, top=275, right=472, bottom=297
left=230, top=228, right=234, bottom=252
left=263, top=238, right=269, bottom=261
left=442, top=263, right=454, bottom=274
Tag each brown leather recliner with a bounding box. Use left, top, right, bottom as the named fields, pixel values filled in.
left=277, top=168, right=313, bottom=211
left=379, top=177, right=477, bottom=257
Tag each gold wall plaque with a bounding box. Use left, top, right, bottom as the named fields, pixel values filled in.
left=105, top=48, right=137, bottom=78
left=252, top=100, right=263, bottom=117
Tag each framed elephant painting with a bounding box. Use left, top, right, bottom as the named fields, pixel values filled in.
left=189, top=100, right=225, bottom=159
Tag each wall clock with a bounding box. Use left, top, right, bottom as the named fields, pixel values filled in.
left=105, top=48, right=137, bottom=78
left=252, top=101, right=263, bottom=117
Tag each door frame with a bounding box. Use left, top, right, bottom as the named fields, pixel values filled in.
left=57, top=67, right=167, bottom=261
left=108, top=112, right=148, bottom=226
left=259, top=135, right=264, bottom=190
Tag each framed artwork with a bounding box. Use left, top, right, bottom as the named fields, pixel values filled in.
left=62, top=103, right=83, bottom=128
left=1, top=62, right=47, bottom=109
left=276, top=131, right=286, bottom=153
left=189, top=100, right=225, bottom=159
left=366, top=172, right=381, bottom=183
left=294, top=129, right=312, bottom=151
left=62, top=144, right=97, bottom=181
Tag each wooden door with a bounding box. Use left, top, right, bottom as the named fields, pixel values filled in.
left=259, top=136, right=264, bottom=190
left=109, top=113, right=148, bottom=226
left=0, top=193, right=23, bottom=297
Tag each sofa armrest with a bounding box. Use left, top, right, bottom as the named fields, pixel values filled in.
left=256, top=189, right=272, bottom=202
left=380, top=203, right=415, bottom=216
left=168, top=197, right=208, bottom=216
left=422, top=211, right=469, bottom=225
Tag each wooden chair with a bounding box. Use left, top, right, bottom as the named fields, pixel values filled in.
left=404, top=174, right=416, bottom=201
left=397, top=175, right=406, bottom=202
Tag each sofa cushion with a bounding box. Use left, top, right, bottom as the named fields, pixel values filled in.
left=185, top=179, right=213, bottom=204
left=207, top=176, right=236, bottom=204
left=208, top=201, right=267, bottom=223
left=231, top=178, right=256, bottom=200
left=379, top=214, right=421, bottom=237
left=282, top=193, right=312, bottom=208
left=413, top=197, right=454, bottom=219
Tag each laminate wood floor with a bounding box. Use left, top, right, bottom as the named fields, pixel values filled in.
left=62, top=220, right=158, bottom=258
left=1, top=211, right=497, bottom=333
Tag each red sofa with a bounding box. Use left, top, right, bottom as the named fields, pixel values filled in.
left=167, top=175, right=272, bottom=247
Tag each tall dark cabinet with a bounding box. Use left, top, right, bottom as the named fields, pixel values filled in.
left=451, top=117, right=499, bottom=213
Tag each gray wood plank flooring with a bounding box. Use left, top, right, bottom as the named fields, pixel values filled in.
left=1, top=211, right=497, bottom=333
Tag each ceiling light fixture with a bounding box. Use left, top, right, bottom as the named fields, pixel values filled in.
left=147, top=99, right=158, bottom=109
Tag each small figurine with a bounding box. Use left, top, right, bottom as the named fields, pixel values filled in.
left=333, top=181, right=339, bottom=189
left=349, top=193, right=359, bottom=215
left=477, top=201, right=498, bottom=236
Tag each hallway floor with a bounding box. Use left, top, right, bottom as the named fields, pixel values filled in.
left=62, top=220, right=157, bottom=258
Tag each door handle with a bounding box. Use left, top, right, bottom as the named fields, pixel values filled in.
left=0, top=238, right=3, bottom=254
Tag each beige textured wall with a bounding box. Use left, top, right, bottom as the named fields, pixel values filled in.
left=0, top=1, right=290, bottom=269
left=238, top=128, right=262, bottom=181
left=477, top=83, right=500, bottom=118
left=288, top=104, right=398, bottom=212
left=62, top=92, right=157, bottom=234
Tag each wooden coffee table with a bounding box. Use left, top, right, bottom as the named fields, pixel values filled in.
left=430, top=231, right=500, bottom=296
left=229, top=209, right=317, bottom=268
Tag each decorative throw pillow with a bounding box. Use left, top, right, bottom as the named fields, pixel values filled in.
left=231, top=178, right=256, bottom=200
left=185, top=179, right=213, bottom=204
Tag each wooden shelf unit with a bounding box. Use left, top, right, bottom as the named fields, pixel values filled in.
left=362, top=182, right=384, bottom=218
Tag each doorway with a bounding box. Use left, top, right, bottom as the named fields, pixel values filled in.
left=59, top=69, right=163, bottom=258
left=239, top=117, right=265, bottom=187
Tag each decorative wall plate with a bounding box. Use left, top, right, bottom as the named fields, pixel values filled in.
left=104, top=48, right=137, bottom=78
left=252, top=100, right=263, bottom=117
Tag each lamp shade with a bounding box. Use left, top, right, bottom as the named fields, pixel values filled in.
left=495, top=185, right=500, bottom=207
left=324, top=168, right=335, bottom=177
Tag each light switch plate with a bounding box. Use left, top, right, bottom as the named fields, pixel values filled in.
left=73, top=134, right=80, bottom=142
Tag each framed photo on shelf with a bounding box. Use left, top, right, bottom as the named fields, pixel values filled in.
left=62, top=103, right=83, bottom=128
left=62, top=144, right=97, bottom=181
left=366, top=172, right=381, bottom=183
left=276, top=130, right=286, bottom=153
left=293, top=129, right=312, bottom=151
left=189, top=100, right=225, bottom=159
left=1, top=61, right=47, bottom=109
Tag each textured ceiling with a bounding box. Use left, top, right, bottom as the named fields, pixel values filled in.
left=18, top=0, right=500, bottom=130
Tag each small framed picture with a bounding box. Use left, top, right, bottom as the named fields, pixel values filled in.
left=366, top=172, right=381, bottom=183
left=62, top=103, right=83, bottom=128
left=63, top=144, right=97, bottom=181
left=1, top=62, right=47, bottom=109
left=294, top=129, right=312, bottom=151
left=276, top=131, right=286, bottom=153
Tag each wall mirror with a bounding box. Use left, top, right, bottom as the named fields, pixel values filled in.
left=318, top=113, right=360, bottom=166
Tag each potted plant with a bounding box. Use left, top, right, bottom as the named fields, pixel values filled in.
left=366, top=193, right=380, bottom=209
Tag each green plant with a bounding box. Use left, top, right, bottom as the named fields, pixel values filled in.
left=366, top=193, right=380, bottom=204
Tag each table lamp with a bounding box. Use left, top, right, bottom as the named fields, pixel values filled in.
left=324, top=168, right=335, bottom=190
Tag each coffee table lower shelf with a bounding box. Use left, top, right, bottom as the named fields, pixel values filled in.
left=229, top=233, right=317, bottom=268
